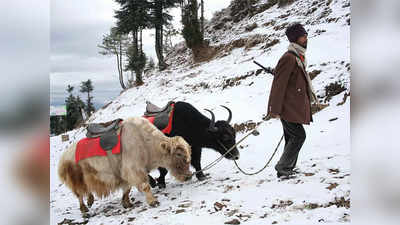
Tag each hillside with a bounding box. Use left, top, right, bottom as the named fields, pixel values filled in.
left=50, top=0, right=350, bottom=224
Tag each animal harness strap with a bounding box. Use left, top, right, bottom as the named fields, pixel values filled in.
left=162, top=103, right=174, bottom=134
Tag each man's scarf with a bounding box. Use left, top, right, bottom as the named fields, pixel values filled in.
left=288, top=42, right=318, bottom=103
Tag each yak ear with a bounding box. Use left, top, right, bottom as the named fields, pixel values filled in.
left=160, top=141, right=172, bottom=154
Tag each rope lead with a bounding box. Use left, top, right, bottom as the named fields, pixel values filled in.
left=192, top=120, right=283, bottom=176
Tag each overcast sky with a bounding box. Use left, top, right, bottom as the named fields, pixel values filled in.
left=50, top=0, right=231, bottom=109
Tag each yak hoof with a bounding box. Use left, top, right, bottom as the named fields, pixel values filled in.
left=87, top=195, right=94, bottom=208
left=122, top=201, right=134, bottom=209
left=156, top=177, right=166, bottom=189
left=149, top=177, right=157, bottom=188
left=196, top=173, right=209, bottom=181
left=157, top=182, right=166, bottom=189
left=197, top=175, right=207, bottom=181
left=80, top=205, right=89, bottom=214
left=149, top=200, right=160, bottom=207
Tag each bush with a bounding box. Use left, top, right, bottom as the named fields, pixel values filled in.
left=309, top=70, right=322, bottom=80
left=245, top=23, right=258, bottom=32
left=278, top=0, right=296, bottom=8
left=182, top=2, right=203, bottom=48
left=324, top=81, right=346, bottom=102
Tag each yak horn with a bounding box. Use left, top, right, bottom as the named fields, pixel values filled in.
left=220, top=105, right=232, bottom=124
left=204, top=109, right=218, bottom=132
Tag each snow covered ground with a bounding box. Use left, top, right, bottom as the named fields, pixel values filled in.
left=50, top=0, right=350, bottom=224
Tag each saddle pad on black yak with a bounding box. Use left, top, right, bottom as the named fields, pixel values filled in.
left=143, top=103, right=175, bottom=134
left=75, top=134, right=121, bottom=163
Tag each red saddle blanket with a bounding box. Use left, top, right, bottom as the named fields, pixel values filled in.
left=75, top=134, right=121, bottom=163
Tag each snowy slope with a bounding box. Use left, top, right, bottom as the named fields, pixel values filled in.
left=50, top=0, right=350, bottom=224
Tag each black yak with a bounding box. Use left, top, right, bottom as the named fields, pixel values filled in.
left=146, top=101, right=239, bottom=188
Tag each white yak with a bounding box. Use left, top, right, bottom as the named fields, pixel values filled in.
left=58, top=117, right=192, bottom=214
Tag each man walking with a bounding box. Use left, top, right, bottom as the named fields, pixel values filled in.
left=267, top=23, right=318, bottom=178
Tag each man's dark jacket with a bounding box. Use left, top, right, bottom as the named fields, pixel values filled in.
left=267, top=52, right=313, bottom=124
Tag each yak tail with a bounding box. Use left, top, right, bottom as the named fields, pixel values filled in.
left=58, top=161, right=87, bottom=195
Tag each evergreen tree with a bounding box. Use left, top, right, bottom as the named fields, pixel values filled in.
left=145, top=56, right=156, bottom=73
left=181, top=0, right=203, bottom=49
left=80, top=79, right=95, bottom=116
left=114, top=0, right=180, bottom=73
left=163, top=23, right=179, bottom=53
left=65, top=85, right=82, bottom=130
left=115, top=0, right=151, bottom=35
left=50, top=115, right=66, bottom=135
left=66, top=84, right=74, bottom=95
left=200, top=0, right=204, bottom=39
left=148, top=0, right=180, bottom=70
left=125, top=44, right=147, bottom=86
left=75, top=95, right=86, bottom=112
left=75, top=95, right=86, bottom=123
left=50, top=116, right=57, bottom=135
left=115, top=0, right=151, bottom=85
left=65, top=85, right=76, bottom=130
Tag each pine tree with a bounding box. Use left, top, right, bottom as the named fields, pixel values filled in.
left=114, top=0, right=180, bottom=73
left=148, top=0, right=180, bottom=70
left=66, top=84, right=74, bottom=95
left=181, top=0, right=203, bottom=49
left=146, top=56, right=156, bottom=73
left=115, top=0, right=151, bottom=85
left=75, top=95, right=86, bottom=112
left=200, top=0, right=204, bottom=39
left=80, top=79, right=95, bottom=116
left=75, top=95, right=86, bottom=123
left=125, top=43, right=147, bottom=86
left=50, top=115, right=58, bottom=135
left=65, top=85, right=81, bottom=130
left=163, top=23, right=179, bottom=53
left=65, top=85, right=76, bottom=130
left=50, top=115, right=66, bottom=135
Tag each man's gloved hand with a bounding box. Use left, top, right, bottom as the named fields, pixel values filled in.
left=265, top=67, right=274, bottom=74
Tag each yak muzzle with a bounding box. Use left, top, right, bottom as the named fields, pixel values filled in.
left=226, top=149, right=240, bottom=160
